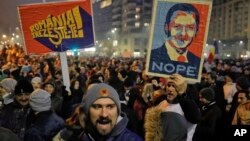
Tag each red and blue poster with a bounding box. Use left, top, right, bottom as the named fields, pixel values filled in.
left=18, top=0, right=94, bottom=54
left=145, top=0, right=212, bottom=83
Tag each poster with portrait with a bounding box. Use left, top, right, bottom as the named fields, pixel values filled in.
left=18, top=0, right=94, bottom=54
left=145, top=0, right=212, bottom=83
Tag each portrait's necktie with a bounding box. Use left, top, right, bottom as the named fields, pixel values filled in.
left=177, top=55, right=186, bottom=62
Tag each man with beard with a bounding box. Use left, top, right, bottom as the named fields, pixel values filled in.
left=0, top=79, right=34, bottom=140
left=144, top=74, right=201, bottom=141
left=80, top=83, right=143, bottom=141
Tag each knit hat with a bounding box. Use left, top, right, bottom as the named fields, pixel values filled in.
left=200, top=87, right=215, bottom=101
left=14, top=79, right=34, bottom=95
left=29, top=89, right=51, bottom=112
left=31, top=77, right=42, bottom=84
left=167, top=74, right=187, bottom=95
left=83, top=83, right=121, bottom=116
left=0, top=78, right=17, bottom=94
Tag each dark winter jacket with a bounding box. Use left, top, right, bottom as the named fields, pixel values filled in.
left=24, top=110, right=65, bottom=141
left=0, top=127, right=20, bottom=141
left=0, top=102, right=30, bottom=140
left=193, top=101, right=222, bottom=141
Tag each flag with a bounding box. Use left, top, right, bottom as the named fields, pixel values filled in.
left=213, top=40, right=219, bottom=55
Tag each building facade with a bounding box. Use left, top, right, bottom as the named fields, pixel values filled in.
left=93, top=0, right=152, bottom=57
left=208, top=0, right=250, bottom=58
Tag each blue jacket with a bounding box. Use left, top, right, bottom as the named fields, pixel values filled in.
left=0, top=101, right=30, bottom=140
left=80, top=113, right=144, bottom=141
left=24, top=110, right=65, bottom=141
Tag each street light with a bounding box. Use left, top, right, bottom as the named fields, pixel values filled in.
left=2, top=34, right=7, bottom=38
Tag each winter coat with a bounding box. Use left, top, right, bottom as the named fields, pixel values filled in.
left=24, top=110, right=65, bottom=141
left=80, top=113, right=143, bottom=141
left=0, top=127, right=20, bottom=141
left=0, top=102, right=30, bottom=140
left=51, top=94, right=63, bottom=116
left=144, top=95, right=201, bottom=141
left=193, top=101, right=222, bottom=141
left=144, top=106, right=187, bottom=141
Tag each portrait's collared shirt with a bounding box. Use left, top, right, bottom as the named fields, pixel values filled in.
left=165, top=41, right=188, bottom=63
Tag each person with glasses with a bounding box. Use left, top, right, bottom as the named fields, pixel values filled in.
left=0, top=79, right=34, bottom=141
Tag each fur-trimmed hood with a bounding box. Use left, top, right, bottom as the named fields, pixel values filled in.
left=144, top=106, right=163, bottom=141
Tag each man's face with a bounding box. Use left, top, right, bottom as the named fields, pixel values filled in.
left=32, top=82, right=41, bottom=90
left=44, top=84, right=54, bottom=94
left=89, top=98, right=118, bottom=136
left=199, top=94, right=209, bottom=106
left=237, top=93, right=248, bottom=104
left=166, top=82, right=178, bottom=103
left=203, top=74, right=213, bottom=85
left=15, top=93, right=31, bottom=106
left=168, top=11, right=197, bottom=48
left=74, top=81, right=80, bottom=90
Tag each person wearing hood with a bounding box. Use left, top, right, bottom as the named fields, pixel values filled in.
left=80, top=83, right=143, bottom=141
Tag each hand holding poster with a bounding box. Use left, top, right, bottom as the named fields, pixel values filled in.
left=146, top=0, right=212, bottom=83
left=18, top=0, right=94, bottom=54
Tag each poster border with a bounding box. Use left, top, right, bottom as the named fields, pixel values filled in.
left=145, top=0, right=213, bottom=83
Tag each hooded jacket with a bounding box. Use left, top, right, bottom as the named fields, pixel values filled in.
left=144, top=106, right=187, bottom=141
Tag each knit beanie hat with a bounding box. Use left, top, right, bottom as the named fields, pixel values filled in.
left=31, top=77, right=42, bottom=84
left=29, top=89, right=51, bottom=112
left=0, top=78, right=17, bottom=94
left=167, top=74, right=187, bottom=95
left=83, top=83, right=121, bottom=116
left=200, top=87, right=215, bottom=101
left=14, top=79, right=34, bottom=95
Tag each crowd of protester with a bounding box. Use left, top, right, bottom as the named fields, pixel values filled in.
left=0, top=44, right=250, bottom=141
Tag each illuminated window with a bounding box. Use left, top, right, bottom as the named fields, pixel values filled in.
left=144, top=23, right=149, bottom=26
left=113, top=40, right=118, bottom=46
left=100, top=0, right=112, bottom=8
left=136, top=8, right=141, bottom=12
left=135, top=14, right=140, bottom=19
left=135, top=22, right=140, bottom=27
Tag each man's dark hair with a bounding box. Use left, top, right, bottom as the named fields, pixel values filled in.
left=237, top=90, right=250, bottom=100
left=165, top=3, right=200, bottom=37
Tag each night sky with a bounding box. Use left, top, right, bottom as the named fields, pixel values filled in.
left=0, top=0, right=69, bottom=35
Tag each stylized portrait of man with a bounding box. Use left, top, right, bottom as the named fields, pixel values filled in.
left=147, top=1, right=212, bottom=82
